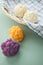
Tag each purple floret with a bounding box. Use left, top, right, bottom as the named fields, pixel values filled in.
left=1, top=39, right=20, bottom=56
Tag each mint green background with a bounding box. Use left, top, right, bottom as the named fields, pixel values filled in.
left=0, top=5, right=43, bottom=65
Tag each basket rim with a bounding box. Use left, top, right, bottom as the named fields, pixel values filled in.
left=2, top=7, right=26, bottom=25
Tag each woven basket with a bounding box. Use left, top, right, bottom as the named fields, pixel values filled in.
left=0, top=0, right=43, bottom=38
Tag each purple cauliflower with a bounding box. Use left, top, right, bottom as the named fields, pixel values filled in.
left=1, top=39, right=20, bottom=56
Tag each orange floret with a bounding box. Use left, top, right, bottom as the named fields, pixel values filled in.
left=9, top=26, right=24, bottom=42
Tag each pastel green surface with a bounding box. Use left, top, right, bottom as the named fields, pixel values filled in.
left=0, top=5, right=43, bottom=65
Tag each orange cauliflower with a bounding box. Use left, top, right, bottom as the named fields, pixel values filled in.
left=9, top=26, right=24, bottom=42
